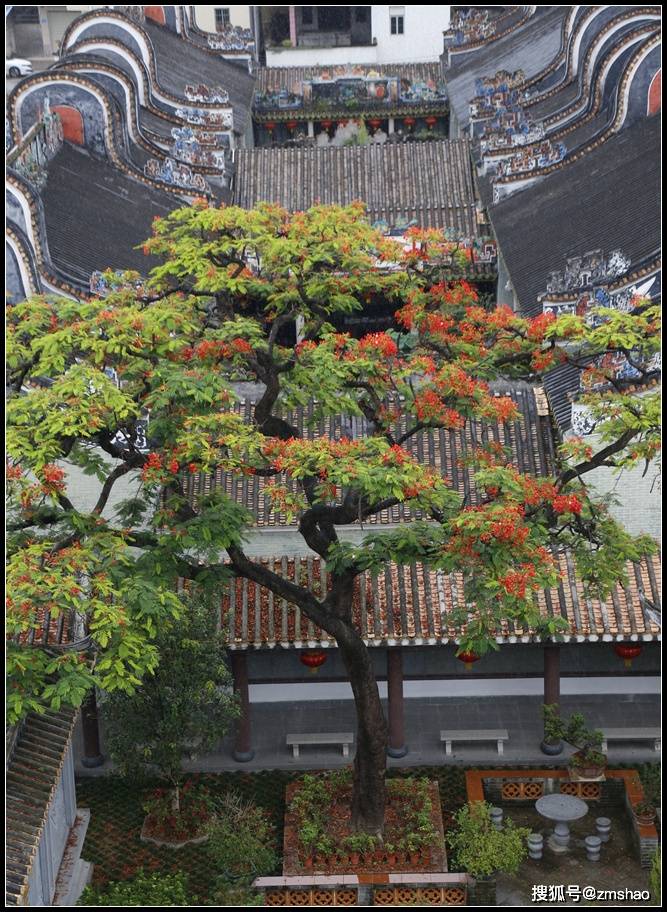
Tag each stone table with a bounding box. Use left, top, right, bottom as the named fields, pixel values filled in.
left=535, top=793, right=589, bottom=854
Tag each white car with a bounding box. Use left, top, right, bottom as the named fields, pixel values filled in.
left=6, top=58, right=33, bottom=78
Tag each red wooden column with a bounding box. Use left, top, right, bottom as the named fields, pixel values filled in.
left=81, top=690, right=104, bottom=768
left=387, top=648, right=408, bottom=758
left=540, top=645, right=563, bottom=755
left=231, top=651, right=255, bottom=762
left=288, top=6, right=298, bottom=46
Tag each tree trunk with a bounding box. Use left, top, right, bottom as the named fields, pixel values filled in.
left=336, top=623, right=388, bottom=834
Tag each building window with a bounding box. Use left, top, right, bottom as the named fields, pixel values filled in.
left=215, top=8, right=231, bottom=31
left=390, top=13, right=404, bottom=35
left=302, top=7, right=314, bottom=26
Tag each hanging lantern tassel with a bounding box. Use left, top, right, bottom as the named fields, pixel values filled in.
left=613, top=643, right=642, bottom=669
left=300, top=649, right=327, bottom=674
left=457, top=651, right=480, bottom=672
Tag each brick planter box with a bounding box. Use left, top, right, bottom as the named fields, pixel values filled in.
left=283, top=779, right=447, bottom=875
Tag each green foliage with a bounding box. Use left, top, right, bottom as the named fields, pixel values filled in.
left=446, top=802, right=530, bottom=878
left=102, top=592, right=238, bottom=786
left=638, top=763, right=661, bottom=806
left=649, top=849, right=660, bottom=905
left=204, top=792, right=277, bottom=880
left=542, top=706, right=605, bottom=764
left=78, top=869, right=189, bottom=906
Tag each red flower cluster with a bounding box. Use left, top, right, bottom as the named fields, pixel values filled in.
left=414, top=389, right=465, bottom=428
left=479, top=508, right=529, bottom=547
left=141, top=452, right=162, bottom=481
left=429, top=281, right=479, bottom=306
left=40, top=464, right=66, bottom=491
left=499, top=564, right=537, bottom=598
left=521, top=477, right=557, bottom=507
left=531, top=350, right=555, bottom=372
left=487, top=396, right=519, bottom=423
left=295, top=340, right=317, bottom=357
left=527, top=311, right=556, bottom=341
left=382, top=444, right=410, bottom=466
left=358, top=332, right=398, bottom=358
left=186, top=338, right=253, bottom=362
left=552, top=494, right=583, bottom=515
left=422, top=313, right=455, bottom=335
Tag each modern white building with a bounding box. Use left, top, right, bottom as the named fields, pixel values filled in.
left=262, top=5, right=450, bottom=66
left=192, top=4, right=252, bottom=31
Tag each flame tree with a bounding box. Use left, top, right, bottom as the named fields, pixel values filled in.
left=7, top=201, right=659, bottom=832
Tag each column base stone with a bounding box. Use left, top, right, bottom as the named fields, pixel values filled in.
left=387, top=745, right=408, bottom=758
left=233, top=748, right=255, bottom=763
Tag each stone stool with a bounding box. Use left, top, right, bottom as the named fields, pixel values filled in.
left=585, top=835, right=601, bottom=862
left=490, top=807, right=503, bottom=831
left=595, top=817, right=611, bottom=843
left=527, top=833, right=544, bottom=861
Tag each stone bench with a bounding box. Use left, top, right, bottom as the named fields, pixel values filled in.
left=600, top=728, right=661, bottom=753
left=286, top=732, right=354, bottom=759
left=440, top=729, right=509, bottom=756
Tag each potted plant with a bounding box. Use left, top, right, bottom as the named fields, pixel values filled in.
left=633, top=800, right=657, bottom=826
left=543, top=707, right=607, bottom=779
left=343, top=833, right=374, bottom=867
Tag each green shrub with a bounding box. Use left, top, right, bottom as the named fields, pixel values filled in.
left=78, top=869, right=189, bottom=906
left=649, top=849, right=660, bottom=905
left=204, top=792, right=277, bottom=880
left=639, top=763, right=661, bottom=806
left=447, top=802, right=529, bottom=878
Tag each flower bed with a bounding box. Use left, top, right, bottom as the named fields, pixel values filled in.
left=283, top=771, right=447, bottom=875
left=140, top=780, right=216, bottom=848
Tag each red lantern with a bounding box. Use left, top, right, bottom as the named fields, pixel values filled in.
left=425, top=116, right=438, bottom=130
left=286, top=120, right=298, bottom=132
left=265, top=121, right=276, bottom=133
left=403, top=116, right=416, bottom=131
left=457, top=651, right=480, bottom=671
left=613, top=643, right=642, bottom=669
left=368, top=118, right=382, bottom=132
left=320, top=119, right=333, bottom=132
left=300, top=649, right=327, bottom=674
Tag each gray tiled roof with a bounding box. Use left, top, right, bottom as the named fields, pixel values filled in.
left=233, top=139, right=479, bottom=233
left=488, top=115, right=661, bottom=318
left=255, top=62, right=444, bottom=95
left=142, top=19, right=255, bottom=135
left=444, top=6, right=567, bottom=130
left=6, top=709, right=78, bottom=906
left=221, top=551, right=662, bottom=648
left=186, top=384, right=555, bottom=528
left=41, top=144, right=177, bottom=284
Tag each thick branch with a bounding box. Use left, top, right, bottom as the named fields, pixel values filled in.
left=559, top=428, right=639, bottom=486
